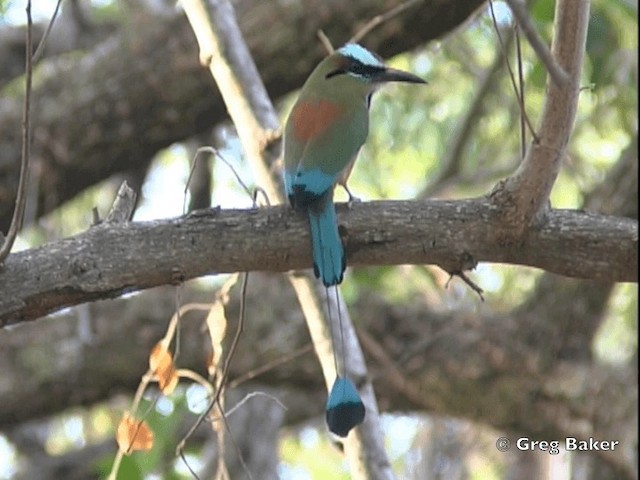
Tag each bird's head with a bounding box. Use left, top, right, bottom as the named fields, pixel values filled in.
left=328, top=44, right=426, bottom=84
left=302, top=43, right=426, bottom=100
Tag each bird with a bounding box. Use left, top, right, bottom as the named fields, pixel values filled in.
left=283, top=43, right=426, bottom=437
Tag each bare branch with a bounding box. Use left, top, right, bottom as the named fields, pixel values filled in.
left=515, top=26, right=527, bottom=158
left=317, top=30, right=334, bottom=54
left=0, top=200, right=635, bottom=326
left=491, top=0, right=591, bottom=236
left=0, top=0, right=70, bottom=262
left=181, top=0, right=281, bottom=202
left=32, top=0, right=64, bottom=63
left=446, top=270, right=485, bottom=301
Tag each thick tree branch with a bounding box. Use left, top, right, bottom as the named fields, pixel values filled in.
left=3, top=129, right=635, bottom=464
left=0, top=199, right=636, bottom=326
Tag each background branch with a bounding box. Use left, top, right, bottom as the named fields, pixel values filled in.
left=0, top=272, right=635, bottom=477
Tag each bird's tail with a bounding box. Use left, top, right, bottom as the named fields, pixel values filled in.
left=308, top=196, right=345, bottom=287
left=326, top=376, right=365, bottom=437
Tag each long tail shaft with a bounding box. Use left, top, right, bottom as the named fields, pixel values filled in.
left=324, top=286, right=365, bottom=437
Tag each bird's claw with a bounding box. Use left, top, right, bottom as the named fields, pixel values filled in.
left=346, top=195, right=362, bottom=208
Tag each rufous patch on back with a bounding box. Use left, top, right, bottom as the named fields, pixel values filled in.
left=291, top=99, right=343, bottom=142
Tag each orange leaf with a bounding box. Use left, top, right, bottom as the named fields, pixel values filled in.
left=116, top=413, right=154, bottom=454
left=149, top=342, right=178, bottom=394
left=205, top=350, right=216, bottom=377
left=207, top=301, right=227, bottom=352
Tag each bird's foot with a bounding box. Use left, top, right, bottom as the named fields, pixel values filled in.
left=342, top=185, right=361, bottom=207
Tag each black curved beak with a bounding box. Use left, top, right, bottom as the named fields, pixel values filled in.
left=375, top=67, right=427, bottom=84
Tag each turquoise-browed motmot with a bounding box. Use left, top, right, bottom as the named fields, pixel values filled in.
left=283, top=43, right=425, bottom=437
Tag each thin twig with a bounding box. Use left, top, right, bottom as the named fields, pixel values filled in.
left=172, top=287, right=183, bottom=363
left=349, top=0, right=421, bottom=44
left=488, top=0, right=538, bottom=143
left=0, top=2, right=33, bottom=264
left=222, top=391, right=287, bottom=418
left=210, top=273, right=253, bottom=480
left=108, top=371, right=159, bottom=479
left=252, top=187, right=271, bottom=207
left=227, top=344, right=313, bottom=389
left=504, top=0, right=569, bottom=86
left=190, top=147, right=255, bottom=202
left=445, top=271, right=485, bottom=302
left=108, top=296, right=223, bottom=480
left=218, top=400, right=252, bottom=479
left=32, top=0, right=65, bottom=62
left=515, top=25, right=527, bottom=160
left=176, top=273, right=248, bottom=456
left=0, top=0, right=66, bottom=263
left=317, top=30, right=334, bottom=54
left=178, top=449, right=201, bottom=480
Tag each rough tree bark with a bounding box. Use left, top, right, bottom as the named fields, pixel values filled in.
left=0, top=199, right=636, bottom=326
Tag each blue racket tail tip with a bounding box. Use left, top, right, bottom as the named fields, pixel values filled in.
left=325, top=376, right=365, bottom=437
